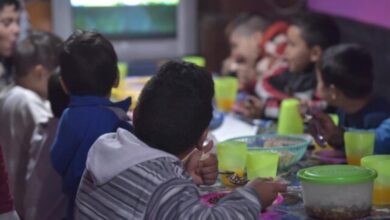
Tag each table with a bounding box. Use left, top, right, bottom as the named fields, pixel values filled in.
left=201, top=153, right=390, bottom=219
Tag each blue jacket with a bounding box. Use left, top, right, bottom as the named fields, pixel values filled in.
left=51, top=96, right=132, bottom=219
left=374, top=118, right=390, bottom=154
left=339, top=97, right=390, bottom=154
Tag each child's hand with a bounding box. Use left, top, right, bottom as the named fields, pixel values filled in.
left=184, top=141, right=218, bottom=185
left=308, top=110, right=344, bottom=148
left=235, top=96, right=263, bottom=119
left=236, top=64, right=258, bottom=90
left=247, top=178, right=287, bottom=209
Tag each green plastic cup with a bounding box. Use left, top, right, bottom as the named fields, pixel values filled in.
left=117, top=62, right=128, bottom=88
left=182, top=56, right=206, bottom=67
left=361, top=155, right=390, bottom=205
left=329, top=114, right=339, bottom=126
left=246, top=151, right=279, bottom=180
left=344, top=131, right=375, bottom=166
left=216, top=141, right=247, bottom=172
left=277, top=99, right=304, bottom=135
left=214, top=77, right=238, bottom=112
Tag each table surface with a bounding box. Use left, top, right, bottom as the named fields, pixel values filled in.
left=206, top=113, right=390, bottom=219
left=200, top=153, right=390, bottom=219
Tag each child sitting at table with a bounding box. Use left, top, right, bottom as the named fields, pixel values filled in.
left=236, top=13, right=340, bottom=119
left=50, top=30, right=133, bottom=220
left=75, top=61, right=287, bottom=219
left=0, top=30, right=62, bottom=218
left=308, top=44, right=390, bottom=154
left=222, top=13, right=269, bottom=93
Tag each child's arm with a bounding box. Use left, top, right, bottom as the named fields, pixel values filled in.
left=374, top=118, right=390, bottom=154
left=146, top=178, right=286, bottom=220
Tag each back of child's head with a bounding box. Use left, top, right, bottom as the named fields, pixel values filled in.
left=133, top=61, right=214, bottom=156
left=317, top=44, right=373, bottom=99
left=291, top=13, right=340, bottom=50
left=226, top=13, right=268, bottom=37
left=0, top=0, right=21, bottom=11
left=59, top=30, right=118, bottom=96
left=48, top=72, right=70, bottom=118
left=14, top=30, right=62, bottom=80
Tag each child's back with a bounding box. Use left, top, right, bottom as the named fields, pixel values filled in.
left=0, top=30, right=61, bottom=217
left=50, top=30, right=132, bottom=219
left=75, top=61, right=287, bottom=220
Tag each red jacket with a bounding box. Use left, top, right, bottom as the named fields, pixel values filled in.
left=0, top=145, right=13, bottom=214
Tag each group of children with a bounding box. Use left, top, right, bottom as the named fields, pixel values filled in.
left=224, top=12, right=390, bottom=154
left=0, top=2, right=286, bottom=219
left=0, top=1, right=389, bottom=219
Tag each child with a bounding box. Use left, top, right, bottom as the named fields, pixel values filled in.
left=75, top=61, right=286, bottom=219
left=0, top=30, right=62, bottom=218
left=238, top=13, right=340, bottom=119
left=0, top=145, right=19, bottom=220
left=308, top=44, right=390, bottom=154
left=222, top=13, right=269, bottom=93
left=23, top=73, right=69, bottom=220
left=0, top=0, right=21, bottom=91
left=50, top=30, right=133, bottom=219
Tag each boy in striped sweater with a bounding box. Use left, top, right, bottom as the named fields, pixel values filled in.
left=75, top=61, right=286, bottom=220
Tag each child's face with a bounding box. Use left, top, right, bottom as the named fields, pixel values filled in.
left=285, top=26, right=313, bottom=73
left=229, top=31, right=262, bottom=67
left=0, top=4, right=19, bottom=58
left=316, top=68, right=337, bottom=106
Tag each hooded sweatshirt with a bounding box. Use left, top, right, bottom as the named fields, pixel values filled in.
left=75, top=128, right=261, bottom=220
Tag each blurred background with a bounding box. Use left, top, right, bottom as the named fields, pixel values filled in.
left=25, top=0, right=390, bottom=99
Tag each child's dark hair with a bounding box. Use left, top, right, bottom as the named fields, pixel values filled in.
left=133, top=61, right=214, bottom=156
left=226, top=13, right=268, bottom=37
left=48, top=72, right=70, bottom=118
left=0, top=0, right=21, bottom=11
left=317, top=44, right=373, bottom=99
left=291, top=13, right=340, bottom=50
left=14, top=30, right=62, bottom=79
left=59, top=30, right=118, bottom=96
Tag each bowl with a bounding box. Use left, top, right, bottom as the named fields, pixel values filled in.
left=298, top=165, right=377, bottom=220
left=225, top=134, right=310, bottom=170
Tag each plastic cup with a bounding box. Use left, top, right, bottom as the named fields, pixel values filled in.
left=214, top=77, right=238, bottom=112
left=117, top=62, right=128, bottom=88
left=277, top=99, right=304, bottom=135
left=329, top=114, right=339, bottom=126
left=216, top=141, right=247, bottom=172
left=182, top=56, right=206, bottom=67
left=344, top=131, right=375, bottom=166
left=217, top=141, right=247, bottom=187
left=361, top=155, right=390, bottom=205
left=246, top=151, right=279, bottom=180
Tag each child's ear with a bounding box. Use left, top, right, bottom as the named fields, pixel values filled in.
left=113, top=72, right=120, bottom=88
left=32, top=65, right=46, bottom=80
left=329, top=84, right=340, bottom=100
left=59, top=76, right=70, bottom=95
left=309, top=46, right=322, bottom=62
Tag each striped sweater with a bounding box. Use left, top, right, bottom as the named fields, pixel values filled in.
left=74, top=129, right=261, bottom=220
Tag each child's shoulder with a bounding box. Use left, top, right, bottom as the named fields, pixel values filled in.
left=1, top=86, right=50, bottom=115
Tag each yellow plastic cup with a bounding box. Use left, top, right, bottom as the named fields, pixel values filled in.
left=277, top=99, right=304, bottom=135
left=344, top=131, right=375, bottom=165
left=246, top=151, right=279, bottom=180
left=214, top=77, right=238, bottom=112
left=361, top=155, right=390, bottom=206
left=182, top=56, right=206, bottom=67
